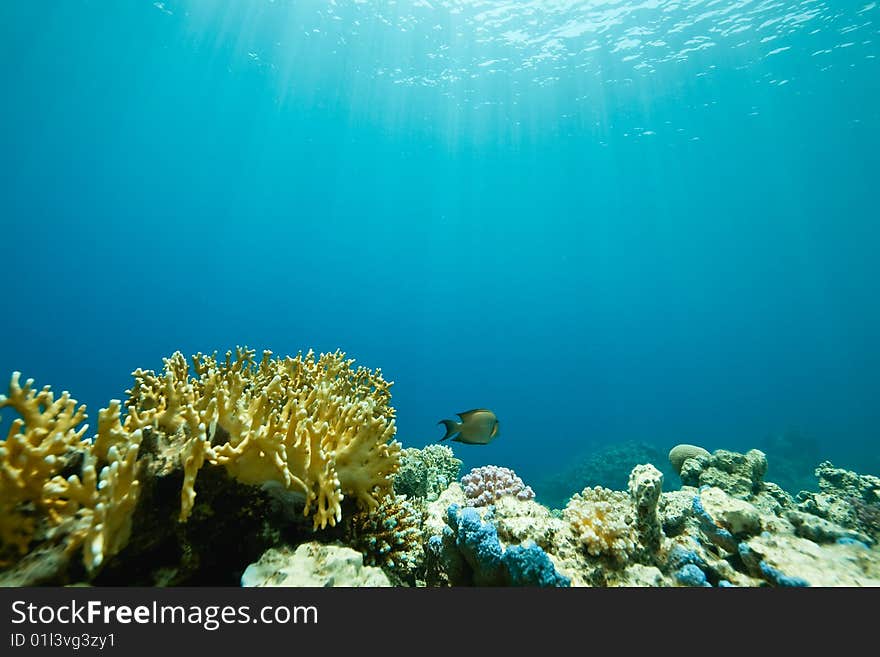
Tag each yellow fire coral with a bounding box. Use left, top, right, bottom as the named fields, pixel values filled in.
left=0, top=374, right=141, bottom=572
left=1, top=345, right=399, bottom=579
left=125, top=347, right=401, bottom=529
left=564, top=486, right=636, bottom=563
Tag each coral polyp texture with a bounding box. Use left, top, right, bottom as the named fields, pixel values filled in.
left=345, top=494, right=424, bottom=581
left=564, top=487, right=637, bottom=562
left=125, top=347, right=401, bottom=529
left=393, top=445, right=462, bottom=502
left=461, top=465, right=535, bottom=507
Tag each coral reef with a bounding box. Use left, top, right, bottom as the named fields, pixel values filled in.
left=5, top=349, right=880, bottom=589
left=440, top=505, right=505, bottom=585
left=461, top=465, right=534, bottom=507
left=677, top=447, right=793, bottom=516
left=241, top=542, right=391, bottom=587
left=797, top=461, right=880, bottom=537
left=345, top=494, right=424, bottom=583
left=393, top=445, right=461, bottom=502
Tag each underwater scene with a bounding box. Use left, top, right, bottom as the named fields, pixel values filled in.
left=0, top=0, right=878, bottom=587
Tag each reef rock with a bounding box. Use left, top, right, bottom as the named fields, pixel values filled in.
left=699, top=487, right=762, bottom=536
left=608, top=563, right=668, bottom=587
left=797, top=462, right=880, bottom=541
left=680, top=448, right=768, bottom=499
left=241, top=543, right=392, bottom=587
left=740, top=533, right=880, bottom=587
left=628, top=463, right=664, bottom=556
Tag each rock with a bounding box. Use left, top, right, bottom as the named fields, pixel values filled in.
left=659, top=488, right=698, bottom=536
left=628, top=463, right=664, bottom=556
left=700, top=487, right=761, bottom=535
left=680, top=449, right=768, bottom=499
left=491, top=496, right=568, bottom=553
left=784, top=510, right=873, bottom=546
left=608, top=564, right=668, bottom=587
left=741, top=533, right=880, bottom=587
left=241, top=543, right=392, bottom=587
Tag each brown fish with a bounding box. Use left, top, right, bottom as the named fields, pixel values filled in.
left=437, top=409, right=500, bottom=445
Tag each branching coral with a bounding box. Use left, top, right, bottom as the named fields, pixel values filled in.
left=0, top=372, right=88, bottom=561
left=125, top=347, right=401, bottom=529
left=0, top=374, right=142, bottom=573
left=1, top=346, right=400, bottom=582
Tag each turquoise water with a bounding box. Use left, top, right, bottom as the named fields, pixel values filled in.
left=1, top=1, right=878, bottom=496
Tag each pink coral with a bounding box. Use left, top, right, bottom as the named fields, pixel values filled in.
left=461, top=465, right=535, bottom=507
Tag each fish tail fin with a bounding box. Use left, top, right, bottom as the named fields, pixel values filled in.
left=437, top=419, right=461, bottom=441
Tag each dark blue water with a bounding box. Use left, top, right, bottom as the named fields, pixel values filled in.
left=1, top=1, right=878, bottom=494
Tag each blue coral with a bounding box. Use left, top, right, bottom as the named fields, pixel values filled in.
left=692, top=491, right=811, bottom=587
left=667, top=545, right=709, bottom=572
left=758, top=562, right=810, bottom=587
left=693, top=493, right=738, bottom=552
left=444, top=504, right=569, bottom=587
left=737, top=543, right=810, bottom=587
left=446, top=504, right=504, bottom=584
left=502, top=542, right=570, bottom=587
left=674, top=564, right=710, bottom=587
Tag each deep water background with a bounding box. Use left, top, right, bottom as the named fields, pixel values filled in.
left=1, top=1, right=878, bottom=502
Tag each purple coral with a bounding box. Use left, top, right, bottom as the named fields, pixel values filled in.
left=461, top=465, right=535, bottom=507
